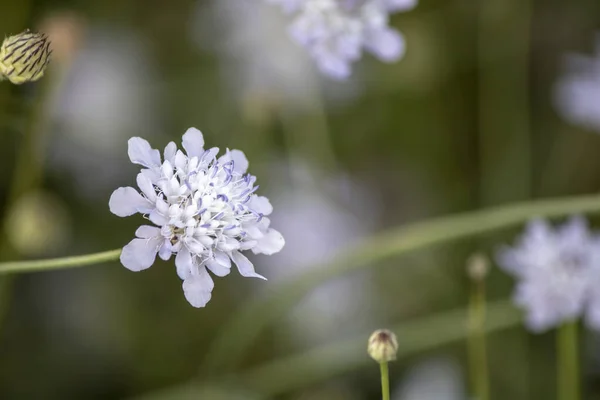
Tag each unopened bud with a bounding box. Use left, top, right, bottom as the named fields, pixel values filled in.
left=0, top=30, right=52, bottom=84
left=467, top=252, right=490, bottom=281
left=368, top=329, right=398, bottom=363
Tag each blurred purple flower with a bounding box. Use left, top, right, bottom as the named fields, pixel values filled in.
left=270, top=0, right=417, bottom=79
left=497, top=217, right=600, bottom=332
left=554, top=34, right=600, bottom=132
left=109, top=128, right=284, bottom=307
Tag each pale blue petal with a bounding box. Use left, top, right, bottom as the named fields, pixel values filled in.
left=164, top=141, right=177, bottom=164
left=182, top=267, right=214, bottom=308
left=230, top=250, right=266, bottom=280
left=135, top=225, right=160, bottom=239
left=206, top=257, right=231, bottom=277
left=366, top=28, right=405, bottom=62
left=218, top=149, right=249, bottom=173
left=248, top=196, right=273, bottom=215
left=120, top=238, right=159, bottom=271
left=128, top=137, right=161, bottom=168
left=175, top=247, right=193, bottom=280
left=109, top=187, right=153, bottom=217
left=252, top=229, right=285, bottom=255
left=182, top=128, right=205, bottom=159
left=136, top=173, right=157, bottom=202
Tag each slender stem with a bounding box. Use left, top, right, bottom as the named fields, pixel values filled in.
left=557, top=321, right=579, bottom=400
left=380, top=362, right=390, bottom=400
left=468, top=277, right=489, bottom=400
left=0, top=249, right=121, bottom=274
left=199, top=192, right=600, bottom=375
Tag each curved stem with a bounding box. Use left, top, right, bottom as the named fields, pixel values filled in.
left=198, top=192, right=600, bottom=375
left=0, top=249, right=121, bottom=274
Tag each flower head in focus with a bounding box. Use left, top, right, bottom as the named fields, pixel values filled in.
left=0, top=29, right=52, bottom=84
left=269, top=0, right=417, bottom=79
left=109, top=128, right=285, bottom=307
left=496, top=217, right=600, bottom=332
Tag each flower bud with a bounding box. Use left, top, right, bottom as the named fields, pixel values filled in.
left=467, top=252, right=490, bottom=281
left=0, top=30, right=52, bottom=84
left=368, top=329, right=398, bottom=363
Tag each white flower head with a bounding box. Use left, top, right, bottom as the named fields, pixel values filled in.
left=554, top=33, right=600, bottom=132
left=496, top=217, right=600, bottom=332
left=271, top=0, right=417, bottom=80
left=109, top=128, right=285, bottom=307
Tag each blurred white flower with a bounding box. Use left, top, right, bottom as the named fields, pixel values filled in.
left=47, top=27, right=160, bottom=197
left=393, top=357, right=464, bottom=400
left=109, top=128, right=284, bottom=307
left=192, top=0, right=360, bottom=115
left=554, top=35, right=600, bottom=132
left=270, top=0, right=417, bottom=79
left=497, top=217, right=600, bottom=332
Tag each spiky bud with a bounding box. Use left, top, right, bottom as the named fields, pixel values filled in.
left=368, top=329, right=398, bottom=363
left=0, top=30, right=52, bottom=84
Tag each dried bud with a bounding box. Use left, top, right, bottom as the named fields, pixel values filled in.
left=467, top=252, right=490, bottom=281
left=368, top=329, right=398, bottom=363
left=0, top=30, right=52, bottom=84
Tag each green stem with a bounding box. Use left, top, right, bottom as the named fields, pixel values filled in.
left=557, top=321, right=579, bottom=400
left=380, top=362, right=390, bottom=400
left=0, top=249, right=121, bottom=274
left=468, top=278, right=489, bottom=400
left=199, top=192, right=600, bottom=375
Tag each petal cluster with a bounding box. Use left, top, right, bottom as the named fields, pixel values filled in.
left=497, top=217, right=600, bottom=332
left=269, top=0, right=417, bottom=79
left=109, top=128, right=284, bottom=307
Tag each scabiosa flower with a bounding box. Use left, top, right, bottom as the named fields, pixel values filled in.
left=269, top=0, right=417, bottom=79
left=0, top=30, right=52, bottom=84
left=496, top=217, right=600, bottom=332
left=554, top=33, right=600, bottom=132
left=109, top=128, right=285, bottom=308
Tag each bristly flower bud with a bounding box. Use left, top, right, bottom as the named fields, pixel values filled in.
left=0, top=30, right=52, bottom=84
left=368, top=329, right=398, bottom=363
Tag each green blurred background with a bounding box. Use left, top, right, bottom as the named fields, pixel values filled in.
left=1, top=0, right=600, bottom=398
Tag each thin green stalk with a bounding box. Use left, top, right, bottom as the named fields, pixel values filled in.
left=557, top=321, right=579, bottom=400
left=131, top=300, right=520, bottom=400
left=380, top=362, right=390, bottom=400
left=0, top=249, right=121, bottom=274
left=468, top=276, right=489, bottom=400
left=198, top=192, right=600, bottom=376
